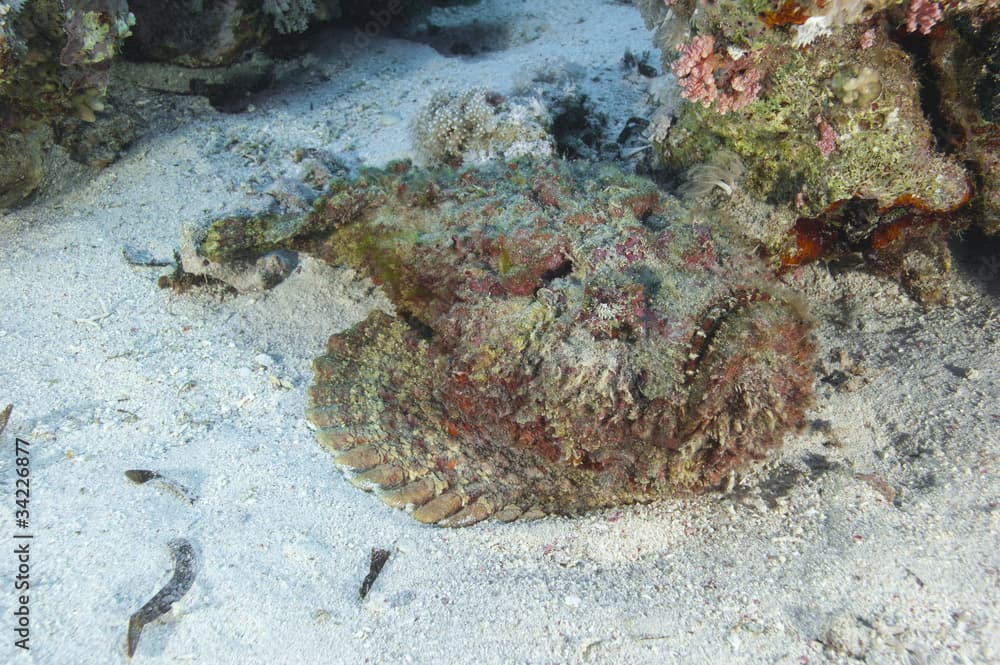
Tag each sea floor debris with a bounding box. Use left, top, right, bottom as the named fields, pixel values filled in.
left=124, top=469, right=198, bottom=504
left=0, top=404, right=10, bottom=436
left=126, top=538, right=198, bottom=659
left=189, top=159, right=817, bottom=525
left=359, top=548, right=391, bottom=599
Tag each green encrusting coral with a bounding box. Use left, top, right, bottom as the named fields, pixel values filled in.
left=662, top=27, right=969, bottom=219
left=635, top=0, right=998, bottom=303
left=192, top=159, right=816, bottom=525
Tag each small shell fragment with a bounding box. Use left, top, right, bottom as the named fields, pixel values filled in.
left=0, top=404, right=11, bottom=436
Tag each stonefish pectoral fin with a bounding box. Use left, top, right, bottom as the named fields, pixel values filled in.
left=290, top=159, right=817, bottom=525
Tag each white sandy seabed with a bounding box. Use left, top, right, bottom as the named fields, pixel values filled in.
left=1, top=1, right=999, bottom=663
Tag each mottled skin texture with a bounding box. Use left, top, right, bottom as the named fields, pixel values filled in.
left=197, top=159, right=816, bottom=525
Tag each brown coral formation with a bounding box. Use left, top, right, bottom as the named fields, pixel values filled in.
left=928, top=11, right=1000, bottom=235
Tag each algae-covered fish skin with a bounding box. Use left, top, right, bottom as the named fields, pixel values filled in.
left=195, top=159, right=816, bottom=525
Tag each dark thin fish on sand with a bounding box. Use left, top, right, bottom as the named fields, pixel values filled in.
left=126, top=538, right=198, bottom=659
left=125, top=469, right=197, bottom=503
left=359, top=548, right=391, bottom=599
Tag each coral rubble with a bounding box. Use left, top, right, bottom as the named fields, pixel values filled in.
left=189, top=159, right=816, bottom=525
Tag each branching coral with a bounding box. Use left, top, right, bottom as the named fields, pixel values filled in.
left=671, top=36, right=762, bottom=114
left=906, top=0, right=944, bottom=34
left=672, top=36, right=719, bottom=108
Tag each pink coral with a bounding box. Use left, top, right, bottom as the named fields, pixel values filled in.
left=672, top=36, right=761, bottom=114
left=815, top=115, right=838, bottom=157
left=906, top=0, right=943, bottom=34
left=673, top=36, right=720, bottom=108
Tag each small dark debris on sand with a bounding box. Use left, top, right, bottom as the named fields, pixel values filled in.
left=0, top=404, right=11, bottom=436
left=359, top=548, right=391, bottom=599
left=126, top=538, right=198, bottom=659
left=125, top=469, right=197, bottom=503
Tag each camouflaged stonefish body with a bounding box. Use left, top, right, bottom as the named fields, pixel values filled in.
left=196, top=159, right=817, bottom=526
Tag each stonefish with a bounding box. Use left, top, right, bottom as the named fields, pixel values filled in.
left=192, top=159, right=816, bottom=526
